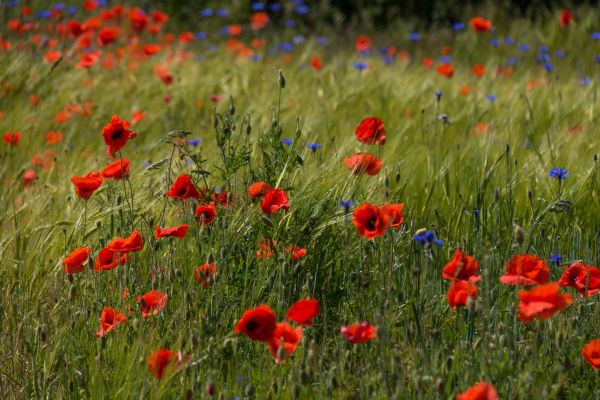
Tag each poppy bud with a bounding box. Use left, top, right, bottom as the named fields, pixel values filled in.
left=445, top=356, right=453, bottom=370
left=435, top=378, right=444, bottom=392
left=505, top=144, right=510, bottom=154
left=152, top=240, right=160, bottom=251
left=278, top=70, right=286, bottom=89
left=513, top=224, right=524, bottom=245
left=528, top=190, right=533, bottom=201
left=246, top=123, right=251, bottom=136
left=396, top=172, right=401, bottom=183
left=39, top=328, right=46, bottom=343
left=116, top=194, right=122, bottom=206
left=229, top=95, right=235, bottom=116
left=207, top=382, right=216, bottom=397
left=69, top=284, right=76, bottom=299
left=96, top=221, right=101, bottom=229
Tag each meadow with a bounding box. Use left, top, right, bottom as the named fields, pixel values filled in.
left=0, top=1, right=599, bottom=399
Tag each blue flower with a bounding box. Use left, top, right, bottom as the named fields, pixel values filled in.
left=409, top=32, right=421, bottom=42
left=434, top=90, right=442, bottom=101
left=354, top=61, right=368, bottom=71
left=543, top=63, right=554, bottom=72
left=307, top=143, right=322, bottom=151
left=550, top=254, right=562, bottom=265
left=96, top=0, right=107, bottom=6
left=53, top=3, right=66, bottom=10
left=504, top=37, right=515, bottom=45
left=200, top=8, right=213, bottom=17
left=282, top=138, right=293, bottom=146
left=207, top=45, right=218, bottom=52
left=439, top=55, right=451, bottom=63
left=317, top=37, right=327, bottom=46
left=596, top=55, right=600, bottom=63
left=286, top=19, right=297, bottom=28
left=251, top=54, right=262, bottom=62
left=340, top=200, right=354, bottom=213
left=549, top=167, right=569, bottom=179
left=37, top=10, right=52, bottom=19
left=6, top=0, right=19, bottom=6
left=506, top=57, right=518, bottom=66
left=67, top=5, right=77, bottom=14
left=452, top=21, right=465, bottom=31
left=269, top=3, right=282, bottom=12
left=143, top=161, right=152, bottom=167
left=592, top=32, right=600, bottom=40
left=195, top=32, right=207, bottom=40
left=296, top=5, right=309, bottom=14
left=518, top=43, right=529, bottom=52
left=536, top=53, right=551, bottom=63
left=251, top=2, right=265, bottom=11
left=293, top=35, right=304, bottom=44
left=490, top=39, right=501, bottom=47
left=472, top=209, right=481, bottom=217
left=413, top=230, right=443, bottom=247
left=555, top=50, right=566, bottom=59
left=279, top=43, right=293, bottom=52
left=580, top=76, right=591, bottom=87
left=383, top=56, right=394, bottom=64
left=487, top=94, right=497, bottom=102
left=216, top=8, right=228, bottom=17
left=538, top=45, right=549, bottom=53
left=188, top=139, right=201, bottom=147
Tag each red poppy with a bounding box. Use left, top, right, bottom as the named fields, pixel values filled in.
left=3, top=131, right=21, bottom=145
left=94, top=247, right=126, bottom=272
left=228, top=24, right=243, bottom=36
left=137, top=290, right=168, bottom=318
left=248, top=181, right=271, bottom=199
left=194, top=262, right=217, bottom=287
left=582, top=339, right=600, bottom=370
left=152, top=10, right=168, bottom=23
left=447, top=281, right=477, bottom=310
left=559, top=10, right=573, bottom=27
left=437, top=63, right=454, bottom=78
left=382, top=203, right=404, bottom=228
left=23, top=169, right=36, bottom=188
left=355, top=117, right=386, bottom=145
left=102, top=158, right=129, bottom=180
left=443, top=250, right=481, bottom=282
left=260, top=189, right=291, bottom=214
left=107, top=229, right=144, bottom=253
left=143, top=44, right=160, bottom=56
left=422, top=57, right=434, bottom=68
left=310, top=56, right=322, bottom=71
left=147, top=349, right=190, bottom=379
left=341, top=322, right=377, bottom=344
left=500, top=254, right=550, bottom=285
left=343, top=152, right=382, bottom=176
left=166, top=174, right=201, bottom=200
left=68, top=20, right=83, bottom=36
left=469, top=17, right=492, bottom=33
left=154, top=65, right=173, bottom=85
left=195, top=202, right=217, bottom=225
left=234, top=305, right=277, bottom=342
left=256, top=239, right=277, bottom=258
left=268, top=322, right=303, bottom=364
left=355, top=35, right=371, bottom=52
left=456, top=381, right=499, bottom=400
left=101, top=115, right=136, bottom=158
left=95, top=307, right=126, bottom=338
left=98, top=26, right=119, bottom=46
left=131, top=111, right=145, bottom=124
left=284, top=245, right=307, bottom=260
left=154, top=224, right=189, bottom=239
left=518, top=283, right=573, bottom=322
left=286, top=299, right=320, bottom=326
left=76, top=52, right=99, bottom=68
left=46, top=131, right=62, bottom=144
left=129, top=8, right=148, bottom=31
left=558, top=262, right=600, bottom=297
left=250, top=12, right=269, bottom=30
left=352, top=202, right=390, bottom=239
left=63, top=247, right=90, bottom=274
left=472, top=64, right=485, bottom=77
left=71, top=171, right=103, bottom=200
left=212, top=191, right=233, bottom=207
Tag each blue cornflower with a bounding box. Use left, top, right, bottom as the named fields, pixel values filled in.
left=219, top=26, right=230, bottom=36
left=251, top=54, right=262, bottom=62
left=195, top=32, right=207, bottom=40
left=37, top=10, right=52, bottom=18
left=251, top=2, right=265, bottom=11
left=307, top=143, right=322, bottom=152
left=207, top=45, right=218, bottom=52
left=282, top=138, right=293, bottom=146
left=592, top=32, right=600, bottom=40
left=504, top=37, right=515, bottom=45
left=549, top=167, right=569, bottom=179
left=279, top=42, right=293, bottom=52
left=67, top=5, right=77, bottom=14
left=293, top=35, right=304, bottom=44
left=580, top=76, right=591, bottom=87
left=452, top=21, right=465, bottom=31
left=550, top=254, right=562, bottom=265
left=354, top=61, right=368, bottom=71
left=200, top=8, right=213, bottom=17
left=595, top=55, right=600, bottom=63
left=6, top=0, right=19, bottom=6
left=555, top=50, right=566, bottom=59
left=538, top=45, right=549, bottom=53
left=487, top=94, right=497, bottom=102
left=413, top=230, right=443, bottom=247
left=188, top=139, right=201, bottom=147
left=536, top=53, right=551, bottom=63
left=439, top=55, right=451, bottom=63
left=506, top=57, right=518, bottom=66
left=543, top=63, right=554, bottom=72
left=490, top=39, right=501, bottom=47
left=518, top=43, right=529, bottom=52
left=269, top=3, right=282, bottom=12
left=296, top=5, right=309, bottom=14
left=53, top=3, right=66, bottom=10
left=216, top=8, right=228, bottom=17
left=340, top=200, right=354, bottom=213
left=143, top=161, right=152, bottom=167
left=434, top=90, right=442, bottom=101
left=472, top=209, right=481, bottom=217
left=317, top=37, right=327, bottom=46
left=96, top=0, right=107, bottom=6
left=383, top=56, right=394, bottom=64
left=286, top=19, right=297, bottom=28
left=409, top=32, right=421, bottom=42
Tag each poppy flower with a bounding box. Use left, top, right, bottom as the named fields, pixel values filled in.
left=154, top=65, right=173, bottom=85
left=256, top=239, right=277, bottom=258
left=23, top=169, right=36, bottom=188
left=3, top=131, right=21, bottom=145
left=250, top=12, right=269, bottom=30
left=234, top=305, right=277, bottom=342
left=212, top=191, right=232, bottom=207
left=101, top=115, right=136, bottom=158
left=154, top=224, right=189, bottom=239
left=447, top=281, right=477, bottom=310
left=102, top=159, right=129, bottom=180
left=341, top=322, right=377, bottom=344
left=472, top=64, right=485, bottom=77
left=382, top=203, right=404, bottom=228
left=582, top=339, right=600, bottom=370
left=517, top=283, right=573, bottom=322
left=352, top=202, right=390, bottom=239
left=286, top=299, right=320, bottom=326
left=310, top=56, right=322, bottom=71
left=248, top=181, right=271, bottom=199
left=194, top=262, right=217, bottom=287
left=355, top=35, right=371, bottom=52
left=195, top=202, right=217, bottom=225
left=147, top=349, right=190, bottom=379
left=167, top=174, right=201, bottom=200
left=343, top=152, right=382, bottom=176
left=355, top=117, right=386, bottom=145
left=268, top=322, right=303, bottom=364
left=95, top=307, right=126, bottom=338
left=76, top=52, right=99, bottom=68
left=284, top=245, right=307, bottom=260
left=558, top=262, right=600, bottom=297
left=94, top=247, right=126, bottom=272
left=422, top=58, right=434, bottom=68
left=63, top=247, right=90, bottom=274
left=107, top=230, right=144, bottom=253
left=456, top=381, right=499, bottom=400
left=98, top=26, right=119, bottom=46
left=129, top=7, right=148, bottom=31
left=559, top=10, right=573, bottom=27
left=437, top=63, right=454, bottom=78
left=137, top=290, right=168, bottom=318
left=260, top=189, right=291, bottom=214
left=500, top=254, right=550, bottom=285
left=71, top=171, right=103, bottom=200
left=46, top=131, right=62, bottom=144
left=470, top=17, right=492, bottom=32
left=443, top=250, right=481, bottom=282
left=44, top=51, right=62, bottom=63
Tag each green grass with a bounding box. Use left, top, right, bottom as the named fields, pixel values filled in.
left=0, top=4, right=599, bottom=399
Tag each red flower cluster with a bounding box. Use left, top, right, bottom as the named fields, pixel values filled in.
left=352, top=202, right=404, bottom=239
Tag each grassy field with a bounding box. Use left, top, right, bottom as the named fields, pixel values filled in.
left=0, top=2, right=599, bottom=399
